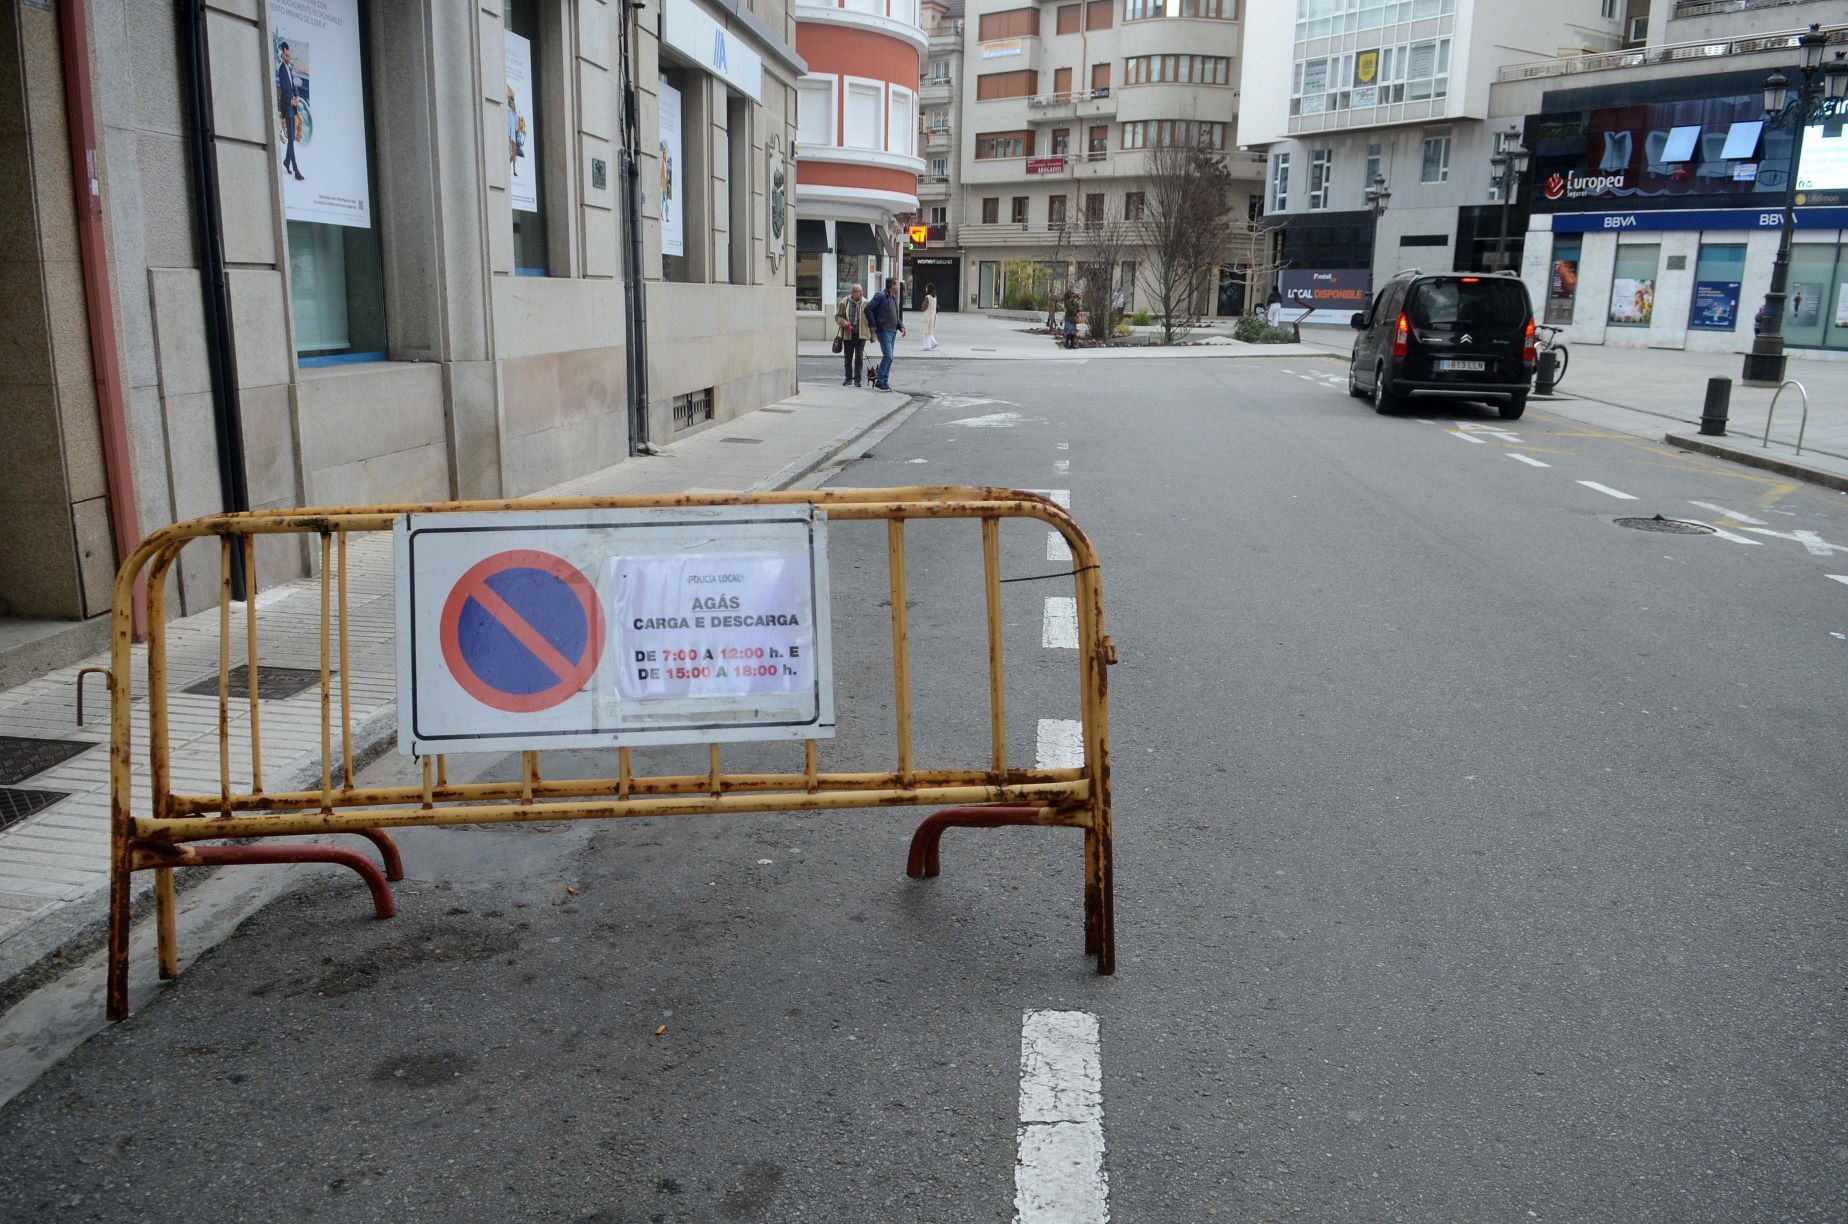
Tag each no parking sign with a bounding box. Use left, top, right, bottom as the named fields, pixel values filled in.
left=396, top=507, right=834, bottom=754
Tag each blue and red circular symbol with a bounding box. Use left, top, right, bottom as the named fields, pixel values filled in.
left=439, top=550, right=605, bottom=713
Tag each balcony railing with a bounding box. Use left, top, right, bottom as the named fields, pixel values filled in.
left=1674, top=0, right=1820, bottom=16
left=1025, top=88, right=1117, bottom=118
left=1497, top=21, right=1847, bottom=82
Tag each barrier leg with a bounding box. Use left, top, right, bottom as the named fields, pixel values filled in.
left=155, top=868, right=178, bottom=979
left=182, top=843, right=397, bottom=918
left=1084, top=827, right=1101, bottom=957
left=906, top=805, right=1048, bottom=879
left=105, top=826, right=131, bottom=1023
left=351, top=829, right=405, bottom=881
left=1096, top=805, right=1115, bottom=976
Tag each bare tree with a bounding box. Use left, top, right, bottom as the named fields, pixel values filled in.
left=1138, top=139, right=1238, bottom=344
left=1073, top=203, right=1134, bottom=345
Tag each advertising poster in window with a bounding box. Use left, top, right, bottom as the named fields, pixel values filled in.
left=659, top=82, right=684, bottom=258
left=1351, top=49, right=1378, bottom=109
left=1796, top=100, right=1848, bottom=196
left=1836, top=282, right=1848, bottom=329
left=1690, top=280, right=1741, bottom=330
left=1789, top=282, right=1822, bottom=329
left=505, top=32, right=539, bottom=214
left=1609, top=277, right=1655, bottom=326
left=268, top=0, right=371, bottom=228
left=1545, top=254, right=1580, bottom=325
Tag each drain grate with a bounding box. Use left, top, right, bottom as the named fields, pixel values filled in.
left=1615, top=516, right=1715, bottom=536
left=0, top=787, right=69, bottom=832
left=182, top=664, right=328, bottom=700
left=0, top=736, right=92, bottom=785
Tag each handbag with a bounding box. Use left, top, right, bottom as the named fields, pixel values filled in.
left=831, top=334, right=844, bottom=354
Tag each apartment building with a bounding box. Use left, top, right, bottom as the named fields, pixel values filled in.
left=913, top=0, right=967, bottom=309
left=793, top=0, right=927, bottom=337
left=957, top=0, right=1265, bottom=316
left=0, top=0, right=803, bottom=671
left=1237, top=1, right=1624, bottom=303
left=1500, top=4, right=1848, bottom=354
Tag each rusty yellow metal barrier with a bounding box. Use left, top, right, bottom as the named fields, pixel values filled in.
left=105, top=488, right=1116, bottom=1021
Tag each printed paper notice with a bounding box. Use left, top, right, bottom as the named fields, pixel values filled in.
left=617, top=554, right=816, bottom=700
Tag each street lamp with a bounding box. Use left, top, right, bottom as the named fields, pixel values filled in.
left=1364, top=172, right=1390, bottom=291
left=1490, top=140, right=1530, bottom=272
left=1743, top=25, right=1848, bottom=386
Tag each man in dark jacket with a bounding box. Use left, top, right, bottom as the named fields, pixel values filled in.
left=865, top=278, right=907, bottom=391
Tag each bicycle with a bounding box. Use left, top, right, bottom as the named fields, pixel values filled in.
left=1533, top=324, right=1569, bottom=393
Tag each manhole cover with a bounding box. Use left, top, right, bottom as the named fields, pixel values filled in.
left=0, top=736, right=92, bottom=785
left=182, top=664, right=327, bottom=700
left=1615, top=515, right=1715, bottom=535
left=0, top=787, right=69, bottom=832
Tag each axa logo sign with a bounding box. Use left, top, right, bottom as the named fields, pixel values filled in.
left=1545, top=170, right=1628, bottom=201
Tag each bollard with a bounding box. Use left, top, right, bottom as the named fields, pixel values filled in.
left=1699, top=376, right=1731, bottom=436
left=1535, top=348, right=1560, bottom=396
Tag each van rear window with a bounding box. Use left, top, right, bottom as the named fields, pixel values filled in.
left=1410, top=279, right=1528, bottom=329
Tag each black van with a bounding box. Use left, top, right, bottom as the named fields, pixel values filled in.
left=1346, top=272, right=1536, bottom=419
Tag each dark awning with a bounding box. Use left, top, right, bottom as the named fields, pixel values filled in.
left=796, top=219, right=829, bottom=253
left=835, top=222, right=881, bottom=256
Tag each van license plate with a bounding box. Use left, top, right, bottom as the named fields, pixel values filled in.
left=1435, top=359, right=1486, bottom=373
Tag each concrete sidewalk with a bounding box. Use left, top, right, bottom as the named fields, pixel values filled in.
left=1297, top=324, right=1848, bottom=490
left=0, top=383, right=913, bottom=1003
left=801, top=308, right=1324, bottom=361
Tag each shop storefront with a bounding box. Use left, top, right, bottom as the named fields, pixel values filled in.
left=1518, top=73, right=1848, bottom=354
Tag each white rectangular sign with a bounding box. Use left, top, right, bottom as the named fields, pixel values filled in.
left=395, top=507, right=834, bottom=755
left=268, top=0, right=372, bottom=228
left=505, top=32, right=540, bottom=214
left=663, top=0, right=764, bottom=102
left=659, top=81, right=684, bottom=258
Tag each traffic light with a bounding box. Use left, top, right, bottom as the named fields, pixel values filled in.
left=908, top=224, right=929, bottom=251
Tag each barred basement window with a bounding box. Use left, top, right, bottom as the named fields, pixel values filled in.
left=672, top=388, right=715, bottom=431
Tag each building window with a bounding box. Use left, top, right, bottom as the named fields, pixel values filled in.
left=1123, top=55, right=1231, bottom=86
left=1119, top=260, right=1136, bottom=308
left=1308, top=148, right=1332, bottom=210
left=1012, top=196, right=1028, bottom=223
left=1270, top=151, right=1289, bottom=210
left=1091, top=62, right=1110, bottom=92
left=977, top=7, right=1038, bottom=39
left=929, top=204, right=948, bottom=224
left=1291, top=32, right=1450, bottom=117
left=976, top=130, right=1033, bottom=159
left=1421, top=134, right=1450, bottom=183
left=1176, top=0, right=1232, bottom=14
left=1083, top=193, right=1104, bottom=225
left=506, top=0, right=548, bottom=275
left=929, top=58, right=953, bottom=84
left=836, top=248, right=871, bottom=307
left=1054, top=66, right=1073, bottom=97
left=796, top=252, right=822, bottom=311
left=926, top=109, right=949, bottom=133
left=1121, top=119, right=1223, bottom=150
left=982, top=197, right=999, bottom=223
left=1600, top=0, right=1616, bottom=16
left=1088, top=124, right=1108, bottom=155
left=1057, top=4, right=1081, bottom=34
left=1124, top=190, right=1145, bottom=220
left=1608, top=243, right=1660, bottom=327
left=1124, top=0, right=1162, bottom=20
left=976, top=70, right=1038, bottom=101
left=845, top=79, right=884, bottom=149
left=279, top=0, right=386, bottom=360
left=1051, top=128, right=1071, bottom=155
left=797, top=76, right=835, bottom=147
left=1365, top=141, right=1382, bottom=188
left=887, top=85, right=915, bottom=155
left=1049, top=195, right=1068, bottom=226
left=1087, top=0, right=1114, bottom=30
left=929, top=156, right=948, bottom=177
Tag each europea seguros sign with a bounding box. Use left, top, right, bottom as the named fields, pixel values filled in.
left=396, top=505, right=836, bottom=755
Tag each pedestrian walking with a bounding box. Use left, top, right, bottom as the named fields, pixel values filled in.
left=866, top=277, right=906, bottom=391
left=833, top=283, right=872, bottom=387
left=1266, top=286, right=1283, bottom=327
left=920, top=285, right=939, bottom=351
left=1062, top=290, right=1080, bottom=349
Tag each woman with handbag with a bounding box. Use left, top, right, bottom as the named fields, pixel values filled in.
left=833, top=283, right=872, bottom=386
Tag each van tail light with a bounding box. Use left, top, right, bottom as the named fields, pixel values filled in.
left=1392, top=313, right=1409, bottom=358
left=1523, top=317, right=1536, bottom=364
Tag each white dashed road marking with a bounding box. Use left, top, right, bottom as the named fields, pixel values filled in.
left=1741, top=528, right=1848, bottom=557
left=1685, top=520, right=1765, bottom=546
left=1035, top=719, right=1084, bottom=769
left=1689, top=501, right=1767, bottom=526
left=1828, top=575, right=1848, bottom=587
left=1449, top=430, right=1488, bottom=444
left=1054, top=459, right=1070, bottom=474
left=1048, top=532, right=1072, bottom=562
left=1014, top=1009, right=1108, bottom=1224
left=1505, top=453, right=1550, bottom=467
left=1577, top=481, right=1638, bottom=500
left=1042, top=598, right=1078, bottom=648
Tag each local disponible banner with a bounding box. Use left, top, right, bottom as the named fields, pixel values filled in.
left=1279, top=269, right=1371, bottom=324
left=659, top=81, right=684, bottom=258
left=505, top=32, right=539, bottom=214
left=268, top=0, right=371, bottom=228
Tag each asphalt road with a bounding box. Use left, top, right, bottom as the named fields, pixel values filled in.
left=1, top=351, right=1844, bottom=1222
